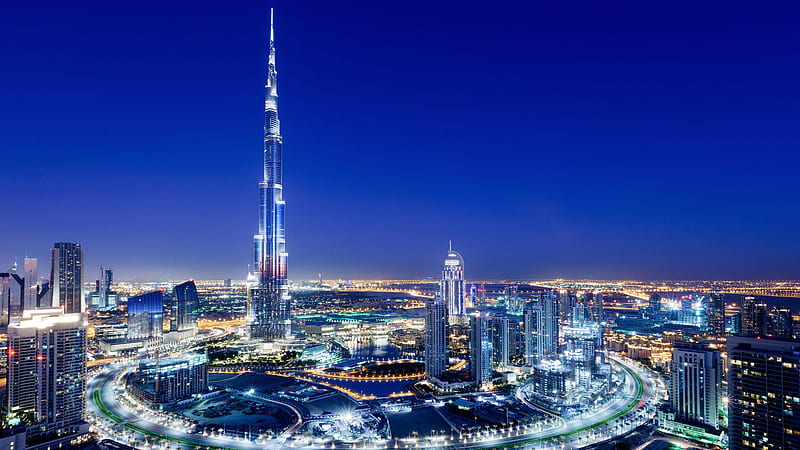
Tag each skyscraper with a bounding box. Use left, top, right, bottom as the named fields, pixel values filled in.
left=23, top=257, right=37, bottom=311
left=491, top=313, right=510, bottom=368
left=50, top=242, right=84, bottom=313
left=706, top=292, right=725, bottom=337
left=441, top=242, right=465, bottom=324
left=728, top=336, right=800, bottom=450
left=424, top=297, right=448, bottom=381
left=669, top=342, right=721, bottom=429
left=770, top=307, right=793, bottom=338
left=127, top=291, right=164, bottom=340
left=740, top=295, right=768, bottom=336
left=172, top=280, right=199, bottom=334
left=7, top=308, right=88, bottom=444
left=247, top=9, right=291, bottom=341
left=470, top=310, right=493, bottom=390
left=523, top=290, right=560, bottom=365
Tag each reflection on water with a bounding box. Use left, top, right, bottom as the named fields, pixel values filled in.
left=344, top=336, right=421, bottom=361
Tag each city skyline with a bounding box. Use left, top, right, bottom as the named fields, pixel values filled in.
left=4, top=2, right=800, bottom=281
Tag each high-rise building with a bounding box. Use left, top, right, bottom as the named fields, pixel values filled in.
left=50, top=242, right=84, bottom=313
left=23, top=257, right=37, bottom=311
left=441, top=242, right=466, bottom=324
left=523, top=303, right=542, bottom=366
left=247, top=9, right=291, bottom=341
left=740, top=296, right=769, bottom=336
left=770, top=307, right=793, bottom=338
left=728, top=336, right=800, bottom=450
left=424, top=298, right=448, bottom=381
left=172, top=280, right=199, bottom=334
left=669, top=342, right=721, bottom=429
left=0, top=272, right=9, bottom=328
left=127, top=291, right=164, bottom=340
left=523, top=290, right=560, bottom=365
left=7, top=308, right=88, bottom=443
left=129, top=354, right=208, bottom=404
left=6, top=263, right=24, bottom=323
left=89, top=266, right=117, bottom=310
left=491, top=313, right=510, bottom=368
left=706, top=292, right=725, bottom=337
left=470, top=310, right=493, bottom=390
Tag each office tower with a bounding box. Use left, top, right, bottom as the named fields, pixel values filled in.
left=649, top=293, right=661, bottom=313
left=470, top=311, right=493, bottom=390
left=172, top=280, right=199, bottom=334
left=6, top=263, right=24, bottom=323
left=7, top=308, right=88, bottom=443
left=706, top=292, right=725, bottom=337
left=129, top=354, right=208, bottom=404
left=491, top=314, right=510, bottom=368
left=424, top=298, right=448, bottom=381
left=88, top=266, right=116, bottom=310
left=585, top=291, right=603, bottom=323
left=523, top=290, right=559, bottom=365
left=523, top=303, right=541, bottom=366
left=441, top=242, right=466, bottom=324
left=0, top=273, right=9, bottom=328
left=23, top=257, right=37, bottom=311
left=127, top=291, right=164, bottom=340
left=540, top=290, right=560, bottom=358
left=560, top=290, right=576, bottom=324
left=728, top=336, right=800, bottom=450
left=247, top=9, right=291, bottom=341
left=770, top=307, right=793, bottom=338
left=669, top=342, right=721, bottom=429
left=740, top=296, right=769, bottom=336
left=50, top=242, right=84, bottom=313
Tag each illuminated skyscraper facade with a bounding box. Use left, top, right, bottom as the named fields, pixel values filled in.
left=424, top=298, right=448, bottom=381
left=172, top=280, right=199, bottom=334
left=470, top=310, right=493, bottom=390
left=441, top=242, right=465, bottom=324
left=670, top=342, right=721, bottom=429
left=23, top=257, right=37, bottom=311
left=247, top=9, right=291, bottom=340
left=7, top=308, right=88, bottom=443
left=728, top=336, right=800, bottom=450
left=127, top=291, right=164, bottom=340
left=50, top=242, right=84, bottom=313
left=706, top=292, right=725, bottom=337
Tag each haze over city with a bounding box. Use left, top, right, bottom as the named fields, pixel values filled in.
left=3, top=1, right=800, bottom=281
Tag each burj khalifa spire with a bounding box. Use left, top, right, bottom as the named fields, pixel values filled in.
left=247, top=8, right=291, bottom=340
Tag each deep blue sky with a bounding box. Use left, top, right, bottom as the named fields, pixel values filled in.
left=2, top=1, right=799, bottom=281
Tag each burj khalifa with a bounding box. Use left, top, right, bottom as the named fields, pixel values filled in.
left=246, top=9, right=291, bottom=340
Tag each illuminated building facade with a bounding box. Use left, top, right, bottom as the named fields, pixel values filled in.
left=172, top=280, right=199, bottom=334
left=50, top=242, right=84, bottom=313
left=669, top=342, right=721, bottom=429
left=524, top=290, right=560, bottom=365
left=470, top=310, right=493, bottom=390
left=491, top=313, right=510, bottom=368
left=129, top=354, right=208, bottom=404
left=7, top=308, right=88, bottom=441
left=441, top=242, right=465, bottom=324
left=23, top=257, right=37, bottom=311
left=706, top=292, right=725, bottom=336
left=424, top=297, right=447, bottom=380
left=127, top=291, right=164, bottom=340
left=247, top=9, right=291, bottom=340
left=728, top=336, right=800, bottom=450
left=740, top=295, right=768, bottom=336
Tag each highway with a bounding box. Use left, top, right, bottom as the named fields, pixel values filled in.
left=87, top=354, right=662, bottom=449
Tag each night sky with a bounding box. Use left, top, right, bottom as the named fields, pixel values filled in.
left=2, top=1, right=800, bottom=281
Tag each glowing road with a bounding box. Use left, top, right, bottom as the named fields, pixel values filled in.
left=87, top=354, right=662, bottom=449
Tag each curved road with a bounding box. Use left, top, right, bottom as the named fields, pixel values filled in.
left=87, top=355, right=661, bottom=449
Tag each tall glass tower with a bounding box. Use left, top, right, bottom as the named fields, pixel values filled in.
left=247, top=9, right=291, bottom=340
left=441, top=242, right=465, bottom=325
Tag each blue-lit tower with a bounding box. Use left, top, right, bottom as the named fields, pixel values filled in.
left=247, top=9, right=291, bottom=340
